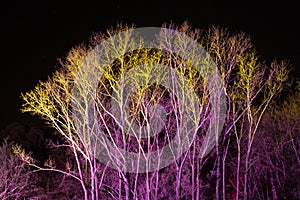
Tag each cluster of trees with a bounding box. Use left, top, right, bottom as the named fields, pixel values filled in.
left=1, top=22, right=299, bottom=199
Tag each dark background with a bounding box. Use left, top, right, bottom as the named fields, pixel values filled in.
left=1, top=2, right=299, bottom=130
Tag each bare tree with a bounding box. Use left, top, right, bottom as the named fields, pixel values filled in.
left=252, top=79, right=300, bottom=199
left=0, top=138, right=41, bottom=199
left=21, top=22, right=217, bottom=199
left=19, top=22, right=290, bottom=199
left=200, top=26, right=289, bottom=200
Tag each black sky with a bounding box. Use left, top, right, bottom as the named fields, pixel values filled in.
left=1, top=2, right=299, bottom=130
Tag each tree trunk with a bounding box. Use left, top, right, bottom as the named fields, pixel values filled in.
left=270, top=173, right=278, bottom=200
left=236, top=143, right=241, bottom=200
left=175, top=166, right=182, bottom=200
left=216, top=144, right=221, bottom=200
left=222, top=137, right=230, bottom=200
left=243, top=148, right=251, bottom=200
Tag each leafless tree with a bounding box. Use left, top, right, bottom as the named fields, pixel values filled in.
left=18, top=22, right=290, bottom=199
left=0, top=138, right=41, bottom=199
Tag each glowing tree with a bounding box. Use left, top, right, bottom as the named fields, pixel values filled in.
left=20, top=22, right=221, bottom=199
left=19, top=22, right=289, bottom=199
left=199, top=27, right=288, bottom=200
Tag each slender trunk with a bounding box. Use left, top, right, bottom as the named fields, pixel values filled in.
left=222, top=159, right=226, bottom=200
left=191, top=147, right=196, bottom=200
left=133, top=133, right=143, bottom=200
left=91, top=164, right=95, bottom=200
left=154, top=137, right=161, bottom=200
left=176, top=152, right=189, bottom=199
left=196, top=158, right=202, bottom=200
left=83, top=182, right=88, bottom=200
left=94, top=158, right=98, bottom=200
left=215, top=91, right=221, bottom=200
left=118, top=172, right=122, bottom=199
left=243, top=147, right=251, bottom=200
left=270, top=173, right=278, bottom=200
left=118, top=172, right=130, bottom=200
left=222, top=137, right=230, bottom=200
left=133, top=169, right=139, bottom=200
left=216, top=144, right=220, bottom=200
left=98, top=164, right=108, bottom=198
left=71, top=141, right=88, bottom=200
left=191, top=164, right=195, bottom=200
left=175, top=165, right=182, bottom=200
left=146, top=129, right=151, bottom=200
left=146, top=171, right=151, bottom=200
left=236, top=143, right=240, bottom=200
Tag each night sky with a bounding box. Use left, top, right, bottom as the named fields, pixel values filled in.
left=1, top=2, right=299, bottom=130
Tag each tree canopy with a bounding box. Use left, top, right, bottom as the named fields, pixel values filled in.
left=1, top=22, right=297, bottom=199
